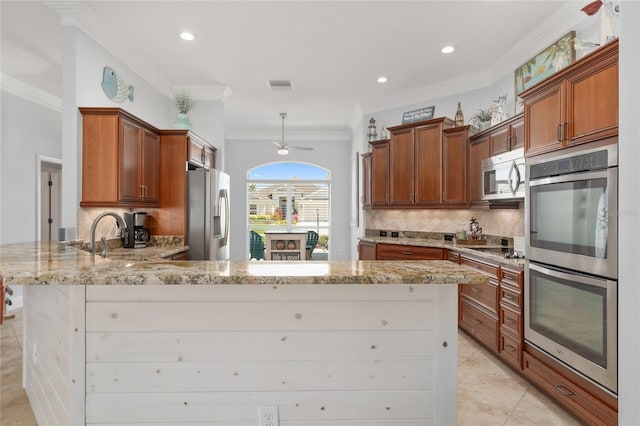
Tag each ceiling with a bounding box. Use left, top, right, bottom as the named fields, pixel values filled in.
left=1, top=1, right=574, bottom=134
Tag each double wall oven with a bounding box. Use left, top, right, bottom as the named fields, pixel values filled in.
left=525, top=143, right=618, bottom=394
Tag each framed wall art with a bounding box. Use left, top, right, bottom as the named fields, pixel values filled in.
left=514, top=31, right=575, bottom=96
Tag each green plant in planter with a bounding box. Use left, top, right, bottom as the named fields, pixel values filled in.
left=172, top=90, right=194, bottom=114
left=470, top=108, right=493, bottom=129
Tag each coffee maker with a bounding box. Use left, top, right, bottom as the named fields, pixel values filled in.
left=123, top=212, right=151, bottom=248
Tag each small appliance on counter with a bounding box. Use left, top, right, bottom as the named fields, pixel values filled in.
left=123, top=212, right=151, bottom=248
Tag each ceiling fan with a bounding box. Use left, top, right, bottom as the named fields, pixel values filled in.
left=272, top=112, right=314, bottom=155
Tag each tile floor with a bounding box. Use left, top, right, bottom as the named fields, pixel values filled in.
left=1, top=308, right=581, bottom=425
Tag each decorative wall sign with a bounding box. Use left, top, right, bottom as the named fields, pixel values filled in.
left=101, top=66, right=134, bottom=103
left=402, top=105, right=435, bottom=124
left=514, top=31, right=576, bottom=95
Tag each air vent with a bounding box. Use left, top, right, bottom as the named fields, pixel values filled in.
left=268, top=80, right=293, bottom=91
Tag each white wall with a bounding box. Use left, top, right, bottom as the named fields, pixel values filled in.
left=618, top=1, right=640, bottom=423
left=0, top=90, right=61, bottom=244
left=226, top=137, right=351, bottom=261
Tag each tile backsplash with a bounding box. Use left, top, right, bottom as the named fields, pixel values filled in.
left=77, top=207, right=159, bottom=242
left=365, top=206, right=524, bottom=237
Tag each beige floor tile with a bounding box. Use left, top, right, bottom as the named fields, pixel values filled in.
left=505, top=385, right=582, bottom=426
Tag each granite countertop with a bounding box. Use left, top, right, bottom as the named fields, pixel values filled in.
left=0, top=241, right=488, bottom=286
left=360, top=236, right=525, bottom=268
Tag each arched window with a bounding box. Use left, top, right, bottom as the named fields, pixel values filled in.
left=248, top=162, right=330, bottom=259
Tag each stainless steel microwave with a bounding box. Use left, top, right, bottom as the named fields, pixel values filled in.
left=481, top=148, right=525, bottom=201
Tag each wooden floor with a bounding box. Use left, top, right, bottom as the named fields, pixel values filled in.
left=1, top=308, right=579, bottom=425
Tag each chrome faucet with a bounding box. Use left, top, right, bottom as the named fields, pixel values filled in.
left=89, top=211, right=127, bottom=257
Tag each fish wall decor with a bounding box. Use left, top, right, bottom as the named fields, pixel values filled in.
left=101, top=66, right=134, bottom=103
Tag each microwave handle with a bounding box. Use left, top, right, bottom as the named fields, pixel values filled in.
left=508, top=160, right=521, bottom=196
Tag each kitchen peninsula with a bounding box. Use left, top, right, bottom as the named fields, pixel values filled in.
left=0, top=241, right=487, bottom=425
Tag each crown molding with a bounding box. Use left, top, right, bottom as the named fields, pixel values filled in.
left=43, top=0, right=80, bottom=26
left=0, top=73, right=62, bottom=112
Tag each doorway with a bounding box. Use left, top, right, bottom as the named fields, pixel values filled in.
left=37, top=156, right=62, bottom=242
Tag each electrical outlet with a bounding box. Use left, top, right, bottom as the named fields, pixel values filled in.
left=444, top=234, right=454, bottom=241
left=259, top=405, right=279, bottom=426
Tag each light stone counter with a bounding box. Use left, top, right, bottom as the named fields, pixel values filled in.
left=1, top=240, right=486, bottom=425
left=0, top=241, right=488, bottom=286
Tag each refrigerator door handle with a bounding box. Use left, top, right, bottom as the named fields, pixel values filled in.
left=219, top=189, right=230, bottom=247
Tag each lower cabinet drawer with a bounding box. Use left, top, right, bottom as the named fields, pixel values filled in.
left=499, top=303, right=522, bottom=337
left=499, top=331, right=521, bottom=369
left=523, top=348, right=617, bottom=425
left=460, top=279, right=498, bottom=313
left=459, top=297, right=498, bottom=351
left=376, top=243, right=446, bottom=260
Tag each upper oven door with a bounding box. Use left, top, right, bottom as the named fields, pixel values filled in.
left=526, top=167, right=618, bottom=279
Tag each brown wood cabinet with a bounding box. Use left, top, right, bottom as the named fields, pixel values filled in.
left=156, top=130, right=216, bottom=242
left=488, top=114, right=524, bottom=155
left=523, top=343, right=617, bottom=425
left=522, top=39, right=618, bottom=157
left=468, top=132, right=489, bottom=205
left=376, top=243, right=446, bottom=260
left=80, top=108, right=161, bottom=207
left=188, top=135, right=216, bottom=169
left=369, top=140, right=390, bottom=207
left=361, top=153, right=371, bottom=208
left=358, top=240, right=376, bottom=260
left=441, top=126, right=470, bottom=206
left=498, top=265, right=524, bottom=369
left=385, top=117, right=461, bottom=208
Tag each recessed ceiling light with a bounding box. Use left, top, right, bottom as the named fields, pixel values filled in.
left=441, top=45, right=455, bottom=54
left=377, top=76, right=388, bottom=83
left=180, top=32, right=195, bottom=41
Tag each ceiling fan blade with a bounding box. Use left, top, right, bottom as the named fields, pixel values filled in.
left=271, top=141, right=283, bottom=147
left=289, top=145, right=314, bottom=151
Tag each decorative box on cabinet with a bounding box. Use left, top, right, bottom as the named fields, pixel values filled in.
left=387, top=117, right=456, bottom=207
left=80, top=108, right=161, bottom=207
left=361, top=152, right=372, bottom=208
left=522, top=39, right=618, bottom=157
left=358, top=240, right=376, bottom=260
left=523, top=343, right=617, bottom=425
left=369, top=139, right=390, bottom=207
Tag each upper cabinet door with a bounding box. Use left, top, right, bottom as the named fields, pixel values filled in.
left=389, top=128, right=415, bottom=206
left=510, top=116, right=525, bottom=150
left=414, top=123, right=443, bottom=206
left=565, top=56, right=618, bottom=147
left=119, top=118, right=144, bottom=202
left=370, top=140, right=390, bottom=207
left=442, top=127, right=469, bottom=206
left=142, top=129, right=160, bottom=203
left=524, top=80, right=565, bottom=157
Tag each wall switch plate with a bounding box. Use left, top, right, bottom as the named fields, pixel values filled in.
left=259, top=405, right=279, bottom=426
left=391, top=231, right=399, bottom=238
left=444, top=234, right=454, bottom=241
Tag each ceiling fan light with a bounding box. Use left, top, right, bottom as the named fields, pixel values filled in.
left=277, top=147, right=289, bottom=155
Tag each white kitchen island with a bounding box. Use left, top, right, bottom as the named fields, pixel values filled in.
left=0, top=242, right=488, bottom=425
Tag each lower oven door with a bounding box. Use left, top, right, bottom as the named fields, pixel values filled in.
left=525, top=261, right=617, bottom=393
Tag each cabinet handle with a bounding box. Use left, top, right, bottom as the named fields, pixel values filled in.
left=140, top=185, right=145, bottom=199
left=506, top=318, right=517, bottom=325
left=563, top=121, right=568, bottom=141
left=473, top=318, right=482, bottom=325
left=556, top=124, right=563, bottom=142
left=471, top=287, right=481, bottom=293
left=144, top=185, right=148, bottom=198
left=555, top=384, right=575, bottom=397
left=506, top=344, right=517, bottom=352
left=402, top=251, right=413, bottom=255
left=504, top=294, right=517, bottom=301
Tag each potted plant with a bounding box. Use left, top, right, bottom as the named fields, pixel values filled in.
left=470, top=107, right=493, bottom=131
left=171, top=90, right=194, bottom=129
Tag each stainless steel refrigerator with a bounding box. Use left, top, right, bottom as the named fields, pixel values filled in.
left=187, top=168, right=230, bottom=260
